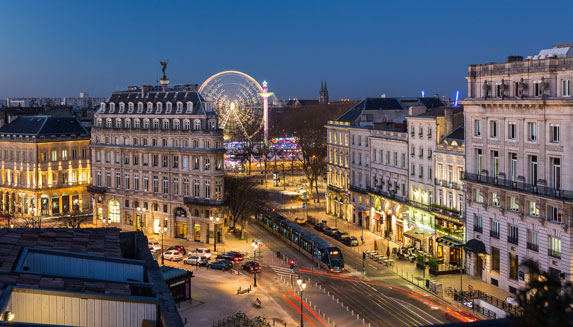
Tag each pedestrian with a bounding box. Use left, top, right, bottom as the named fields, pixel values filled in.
left=360, top=235, right=364, bottom=245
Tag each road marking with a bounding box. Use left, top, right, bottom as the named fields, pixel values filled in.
left=287, top=289, right=329, bottom=327
left=281, top=294, right=316, bottom=327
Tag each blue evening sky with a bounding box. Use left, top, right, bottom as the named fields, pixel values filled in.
left=0, top=0, right=571, bottom=100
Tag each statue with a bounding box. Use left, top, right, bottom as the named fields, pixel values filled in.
left=482, top=80, right=490, bottom=98
left=160, top=60, right=168, bottom=81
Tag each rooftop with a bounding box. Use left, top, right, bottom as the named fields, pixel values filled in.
left=335, top=97, right=445, bottom=123
left=413, top=106, right=463, bottom=118
left=0, top=116, right=89, bottom=138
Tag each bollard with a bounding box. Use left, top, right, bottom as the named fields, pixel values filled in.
left=352, top=310, right=354, bottom=316
left=346, top=306, right=349, bottom=311
left=357, top=314, right=360, bottom=320
left=337, top=298, right=339, bottom=304
left=363, top=318, right=365, bottom=323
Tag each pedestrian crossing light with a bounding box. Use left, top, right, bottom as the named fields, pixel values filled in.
left=290, top=259, right=295, bottom=269
left=363, top=251, right=366, bottom=261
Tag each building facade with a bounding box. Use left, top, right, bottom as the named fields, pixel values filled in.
left=462, top=45, right=573, bottom=294
left=0, top=116, right=91, bottom=224
left=90, top=85, right=225, bottom=242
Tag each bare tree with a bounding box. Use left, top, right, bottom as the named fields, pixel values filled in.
left=224, top=175, right=268, bottom=239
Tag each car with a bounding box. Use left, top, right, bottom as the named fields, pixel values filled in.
left=314, top=222, right=327, bottom=232
left=216, top=251, right=244, bottom=262
left=190, top=248, right=212, bottom=259
left=162, top=250, right=183, bottom=262
left=333, top=231, right=349, bottom=241
left=148, top=241, right=161, bottom=252
left=242, top=261, right=262, bottom=273
left=294, top=216, right=307, bottom=224
left=343, top=236, right=359, bottom=247
left=184, top=255, right=209, bottom=266
left=324, top=227, right=339, bottom=237
left=167, top=245, right=187, bottom=255
left=207, top=260, right=233, bottom=271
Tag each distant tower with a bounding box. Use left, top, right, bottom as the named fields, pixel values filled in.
left=319, top=80, right=329, bottom=104
left=262, top=81, right=270, bottom=145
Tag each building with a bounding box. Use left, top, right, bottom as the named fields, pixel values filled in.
left=90, top=84, right=226, bottom=243
left=0, top=116, right=91, bottom=225
left=0, top=228, right=185, bottom=326
left=462, top=45, right=573, bottom=294
left=319, top=80, right=329, bottom=104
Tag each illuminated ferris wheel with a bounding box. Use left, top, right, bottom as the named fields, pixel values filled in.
left=199, top=71, right=267, bottom=141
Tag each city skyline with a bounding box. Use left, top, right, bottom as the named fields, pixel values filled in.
left=1, top=0, right=572, bottom=100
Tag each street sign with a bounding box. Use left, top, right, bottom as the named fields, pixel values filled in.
left=302, top=203, right=306, bottom=209
left=290, top=269, right=294, bottom=274
left=258, top=238, right=262, bottom=243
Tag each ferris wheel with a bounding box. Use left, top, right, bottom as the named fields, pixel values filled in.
left=199, top=71, right=266, bottom=141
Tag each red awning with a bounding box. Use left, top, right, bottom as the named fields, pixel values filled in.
left=373, top=214, right=381, bottom=221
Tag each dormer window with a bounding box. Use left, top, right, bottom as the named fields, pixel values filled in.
left=137, top=102, right=144, bottom=113
left=99, top=103, right=106, bottom=113
left=128, top=102, right=134, bottom=113
left=156, top=102, right=163, bottom=114
left=193, top=119, right=201, bottom=130
left=109, top=103, right=116, bottom=113
left=166, top=102, right=172, bottom=113
left=119, top=102, right=125, bottom=113
left=205, top=103, right=212, bottom=112
left=186, top=102, right=193, bottom=113
left=176, top=102, right=183, bottom=113
left=147, top=102, right=153, bottom=113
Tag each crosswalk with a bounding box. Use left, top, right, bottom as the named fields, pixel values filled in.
left=268, top=265, right=300, bottom=280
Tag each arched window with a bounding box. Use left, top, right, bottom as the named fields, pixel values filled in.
left=108, top=199, right=120, bottom=223
left=166, top=102, right=172, bottom=113
left=137, top=102, right=144, bottom=113
left=176, top=102, right=183, bottom=113
left=173, top=119, right=180, bottom=129
left=106, top=118, right=112, bottom=128
left=99, top=103, right=106, bottom=113
left=147, top=102, right=153, bottom=113
left=193, top=119, right=201, bottom=130
left=128, top=102, right=134, bottom=113
left=186, top=102, right=193, bottom=113
left=156, top=102, right=163, bottom=114
left=143, top=119, right=150, bottom=129
left=109, top=103, right=116, bottom=113
left=153, top=119, right=160, bottom=129
left=96, top=118, right=103, bottom=127
left=119, top=102, right=125, bottom=113
left=162, top=119, right=169, bottom=129
left=115, top=118, right=122, bottom=128
left=133, top=119, right=140, bottom=128
left=125, top=118, right=131, bottom=129
left=183, top=119, right=190, bottom=130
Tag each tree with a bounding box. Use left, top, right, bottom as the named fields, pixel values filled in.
left=512, top=259, right=573, bottom=326
left=224, top=175, right=268, bottom=239
left=60, top=213, right=89, bottom=229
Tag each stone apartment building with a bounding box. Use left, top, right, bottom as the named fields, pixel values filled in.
left=462, top=45, right=573, bottom=294
left=90, top=84, right=225, bottom=243
left=0, top=116, right=91, bottom=224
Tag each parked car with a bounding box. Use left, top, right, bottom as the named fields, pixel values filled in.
left=343, top=236, right=359, bottom=247
left=184, top=255, right=209, bottom=266
left=190, top=248, right=212, bottom=259
left=314, top=222, right=327, bottom=232
left=242, top=261, right=262, bottom=273
left=148, top=241, right=161, bottom=252
left=207, top=260, right=233, bottom=271
left=333, top=231, right=349, bottom=241
left=217, top=251, right=244, bottom=262
left=324, top=227, right=339, bottom=237
left=167, top=245, right=187, bottom=255
left=162, top=250, right=183, bottom=262
left=294, top=216, right=307, bottom=224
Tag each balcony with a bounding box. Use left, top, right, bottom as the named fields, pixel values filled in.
left=463, top=172, right=573, bottom=201
left=349, top=185, right=367, bottom=195
left=548, top=249, right=561, bottom=259
left=183, top=197, right=226, bottom=207
left=434, top=178, right=463, bottom=190
left=527, top=242, right=539, bottom=252
left=473, top=225, right=483, bottom=233
left=430, top=203, right=463, bottom=219
left=490, top=230, right=500, bottom=239
left=508, top=236, right=519, bottom=245
left=87, top=185, right=106, bottom=194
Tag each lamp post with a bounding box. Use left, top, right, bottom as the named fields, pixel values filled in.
left=161, top=221, right=167, bottom=265
left=210, top=216, right=221, bottom=252
left=297, top=279, right=307, bottom=327
left=137, top=207, right=147, bottom=232
left=18, top=192, right=25, bottom=224
left=251, top=240, right=260, bottom=287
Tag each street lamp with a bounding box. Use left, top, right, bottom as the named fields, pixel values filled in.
left=137, top=207, right=147, bottom=231
left=297, top=279, right=307, bottom=327
left=209, top=216, right=220, bottom=252
left=251, top=239, right=259, bottom=261
left=161, top=221, right=167, bottom=265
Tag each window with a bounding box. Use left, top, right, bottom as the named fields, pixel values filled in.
left=491, top=247, right=500, bottom=272
left=125, top=119, right=131, bottom=129
left=474, top=214, right=483, bottom=232
left=134, top=174, right=139, bottom=191
left=549, top=236, right=561, bottom=258
left=153, top=176, right=158, bottom=193
left=509, top=253, right=518, bottom=280
left=490, top=120, right=497, bottom=138
left=508, top=122, right=516, bottom=140
left=193, top=157, right=199, bottom=170
left=115, top=173, right=121, bottom=189
left=476, top=148, right=483, bottom=174
left=166, top=102, right=172, bottom=113
left=205, top=158, right=210, bottom=170
left=562, top=79, right=571, bottom=97
left=215, top=181, right=222, bottom=200
left=162, top=155, right=168, bottom=168
left=528, top=122, right=537, bottom=141
left=176, top=102, right=183, bottom=113
left=125, top=174, right=130, bottom=190
left=509, top=196, right=519, bottom=212
left=492, top=151, right=499, bottom=176
left=495, top=83, right=503, bottom=97
left=173, top=178, right=179, bottom=194
left=173, top=120, right=180, bottom=130
left=510, top=153, right=518, bottom=181
left=128, top=102, right=134, bottom=113
left=205, top=181, right=211, bottom=199
left=144, top=176, right=149, bottom=192
left=508, top=225, right=519, bottom=244
left=106, top=173, right=111, bottom=187
left=155, top=102, right=163, bottom=113
left=108, top=200, right=120, bottom=223
left=529, top=155, right=538, bottom=186
left=474, top=120, right=482, bottom=136
left=208, top=120, right=216, bottom=130
left=411, top=164, right=415, bottom=176
left=193, top=120, right=201, bottom=130
left=137, top=102, right=143, bottom=113
left=475, top=189, right=483, bottom=203
left=163, top=120, right=169, bottom=129
left=527, top=229, right=538, bottom=251
left=549, top=206, right=562, bottom=223
left=96, top=172, right=102, bottom=186
left=153, top=119, right=160, bottom=129
left=528, top=200, right=539, bottom=217
left=419, top=166, right=423, bottom=178
left=51, top=150, right=57, bottom=161
left=550, top=124, right=560, bottom=143
left=193, top=180, right=200, bottom=197
left=551, top=157, right=561, bottom=190
left=534, top=81, right=542, bottom=97
left=401, top=153, right=406, bottom=168
left=491, top=220, right=500, bottom=238
left=183, top=179, right=189, bottom=196
left=173, top=156, right=179, bottom=169
left=186, top=102, right=193, bottom=113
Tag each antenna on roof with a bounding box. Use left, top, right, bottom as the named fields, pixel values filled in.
left=421, top=90, right=425, bottom=97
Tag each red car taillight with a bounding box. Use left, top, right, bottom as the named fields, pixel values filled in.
left=234, top=258, right=239, bottom=262
left=250, top=267, right=253, bottom=271
left=258, top=267, right=262, bottom=270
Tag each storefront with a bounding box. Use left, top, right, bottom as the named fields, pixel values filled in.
left=436, top=236, right=464, bottom=265
left=175, top=222, right=188, bottom=239
left=194, top=223, right=201, bottom=242
left=403, top=227, right=431, bottom=252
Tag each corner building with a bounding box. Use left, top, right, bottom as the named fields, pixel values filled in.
left=462, top=45, right=573, bottom=294
left=90, top=85, right=225, bottom=242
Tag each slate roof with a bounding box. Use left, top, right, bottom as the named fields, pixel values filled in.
left=415, top=106, right=463, bottom=117
left=445, top=127, right=465, bottom=141
left=335, top=97, right=445, bottom=123
left=0, top=116, right=89, bottom=137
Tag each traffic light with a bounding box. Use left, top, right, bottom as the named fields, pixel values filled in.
left=289, top=259, right=295, bottom=269
left=362, top=251, right=366, bottom=261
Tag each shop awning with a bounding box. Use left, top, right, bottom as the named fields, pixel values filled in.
left=373, top=214, right=381, bottom=221
left=465, top=239, right=487, bottom=254
left=403, top=228, right=431, bottom=241
left=436, top=236, right=465, bottom=248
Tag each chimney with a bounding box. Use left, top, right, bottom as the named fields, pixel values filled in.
left=444, top=107, right=453, bottom=137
